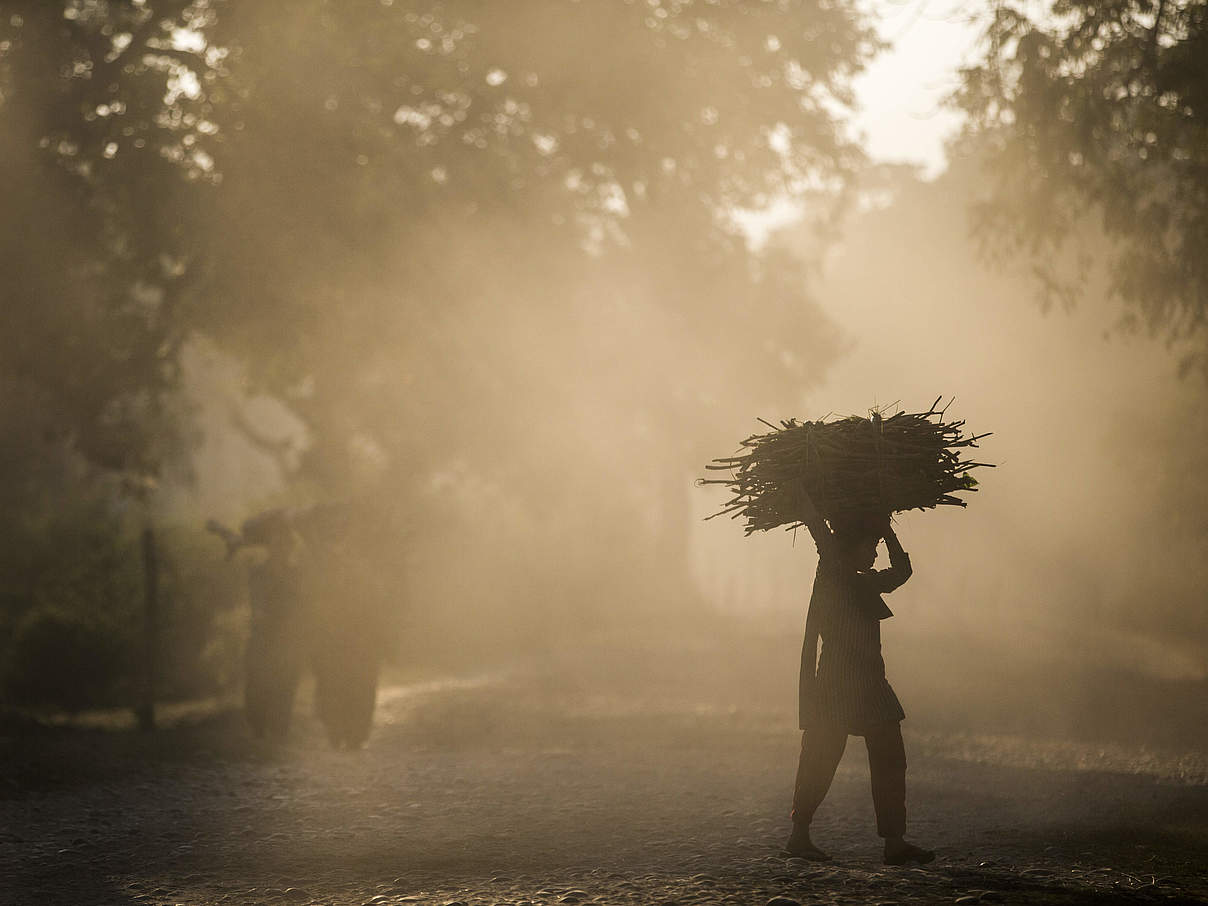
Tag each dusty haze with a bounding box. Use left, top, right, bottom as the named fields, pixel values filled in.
left=694, top=159, right=1208, bottom=750
left=4, top=5, right=1208, bottom=905
left=167, top=152, right=1208, bottom=751
left=3, top=0, right=1205, bottom=763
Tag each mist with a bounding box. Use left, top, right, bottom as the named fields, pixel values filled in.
left=3, top=2, right=1206, bottom=904
left=692, top=158, right=1208, bottom=748
left=155, top=141, right=1208, bottom=751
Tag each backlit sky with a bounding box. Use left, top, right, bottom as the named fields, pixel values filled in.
left=736, top=2, right=982, bottom=243
left=853, top=0, right=983, bottom=178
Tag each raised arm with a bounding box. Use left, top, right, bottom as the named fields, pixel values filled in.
left=789, top=479, right=838, bottom=560
left=872, top=520, right=912, bottom=593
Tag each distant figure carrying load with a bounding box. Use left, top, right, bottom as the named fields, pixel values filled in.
left=206, top=514, right=304, bottom=739
left=234, top=510, right=307, bottom=740
left=701, top=400, right=993, bottom=864
left=210, top=502, right=391, bottom=749
left=293, top=501, right=388, bottom=751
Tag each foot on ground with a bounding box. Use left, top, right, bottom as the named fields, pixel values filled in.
left=781, top=828, right=831, bottom=861
left=883, top=837, right=935, bottom=866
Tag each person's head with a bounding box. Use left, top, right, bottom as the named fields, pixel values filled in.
left=830, top=513, right=884, bottom=571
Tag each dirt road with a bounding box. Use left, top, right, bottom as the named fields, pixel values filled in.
left=3, top=671, right=1206, bottom=906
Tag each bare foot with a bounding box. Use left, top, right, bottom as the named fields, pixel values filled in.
left=883, top=837, right=935, bottom=865
left=782, top=828, right=831, bottom=861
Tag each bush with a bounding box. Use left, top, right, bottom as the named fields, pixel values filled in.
left=4, top=606, right=131, bottom=712
left=0, top=502, right=246, bottom=714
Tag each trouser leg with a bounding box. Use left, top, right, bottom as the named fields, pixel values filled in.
left=312, top=650, right=342, bottom=746
left=266, top=655, right=302, bottom=740
left=791, top=723, right=848, bottom=826
left=344, top=658, right=378, bottom=749
left=864, top=721, right=907, bottom=838
left=244, top=634, right=271, bottom=737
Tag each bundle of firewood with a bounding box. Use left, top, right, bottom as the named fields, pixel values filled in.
left=700, top=399, right=993, bottom=534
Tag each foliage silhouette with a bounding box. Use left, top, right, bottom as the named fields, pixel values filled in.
left=957, top=0, right=1208, bottom=377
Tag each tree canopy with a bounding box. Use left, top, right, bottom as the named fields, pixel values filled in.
left=0, top=0, right=213, bottom=478
left=0, top=1, right=879, bottom=687
left=1, top=1, right=875, bottom=484
left=957, top=0, right=1208, bottom=376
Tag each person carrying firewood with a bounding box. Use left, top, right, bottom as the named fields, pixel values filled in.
left=783, top=484, right=935, bottom=865
left=701, top=402, right=991, bottom=863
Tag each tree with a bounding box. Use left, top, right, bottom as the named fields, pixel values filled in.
left=956, top=0, right=1208, bottom=377
left=195, top=0, right=872, bottom=470
left=188, top=0, right=874, bottom=637
left=1, top=1, right=879, bottom=675
left=0, top=2, right=235, bottom=713
left=0, top=1, right=223, bottom=477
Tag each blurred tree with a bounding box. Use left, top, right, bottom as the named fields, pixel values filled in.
left=957, top=0, right=1208, bottom=377
left=197, top=1, right=870, bottom=464
left=0, top=1, right=232, bottom=710
left=1, top=0, right=878, bottom=678
left=194, top=2, right=870, bottom=612
left=0, top=1, right=220, bottom=478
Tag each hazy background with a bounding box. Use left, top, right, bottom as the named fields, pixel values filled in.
left=1, top=0, right=1205, bottom=750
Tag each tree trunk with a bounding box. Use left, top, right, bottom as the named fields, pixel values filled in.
left=135, top=526, right=159, bottom=731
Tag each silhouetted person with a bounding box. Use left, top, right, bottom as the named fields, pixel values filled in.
left=298, top=503, right=384, bottom=750
left=311, top=613, right=381, bottom=750
left=784, top=492, right=934, bottom=865
left=242, top=512, right=306, bottom=740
